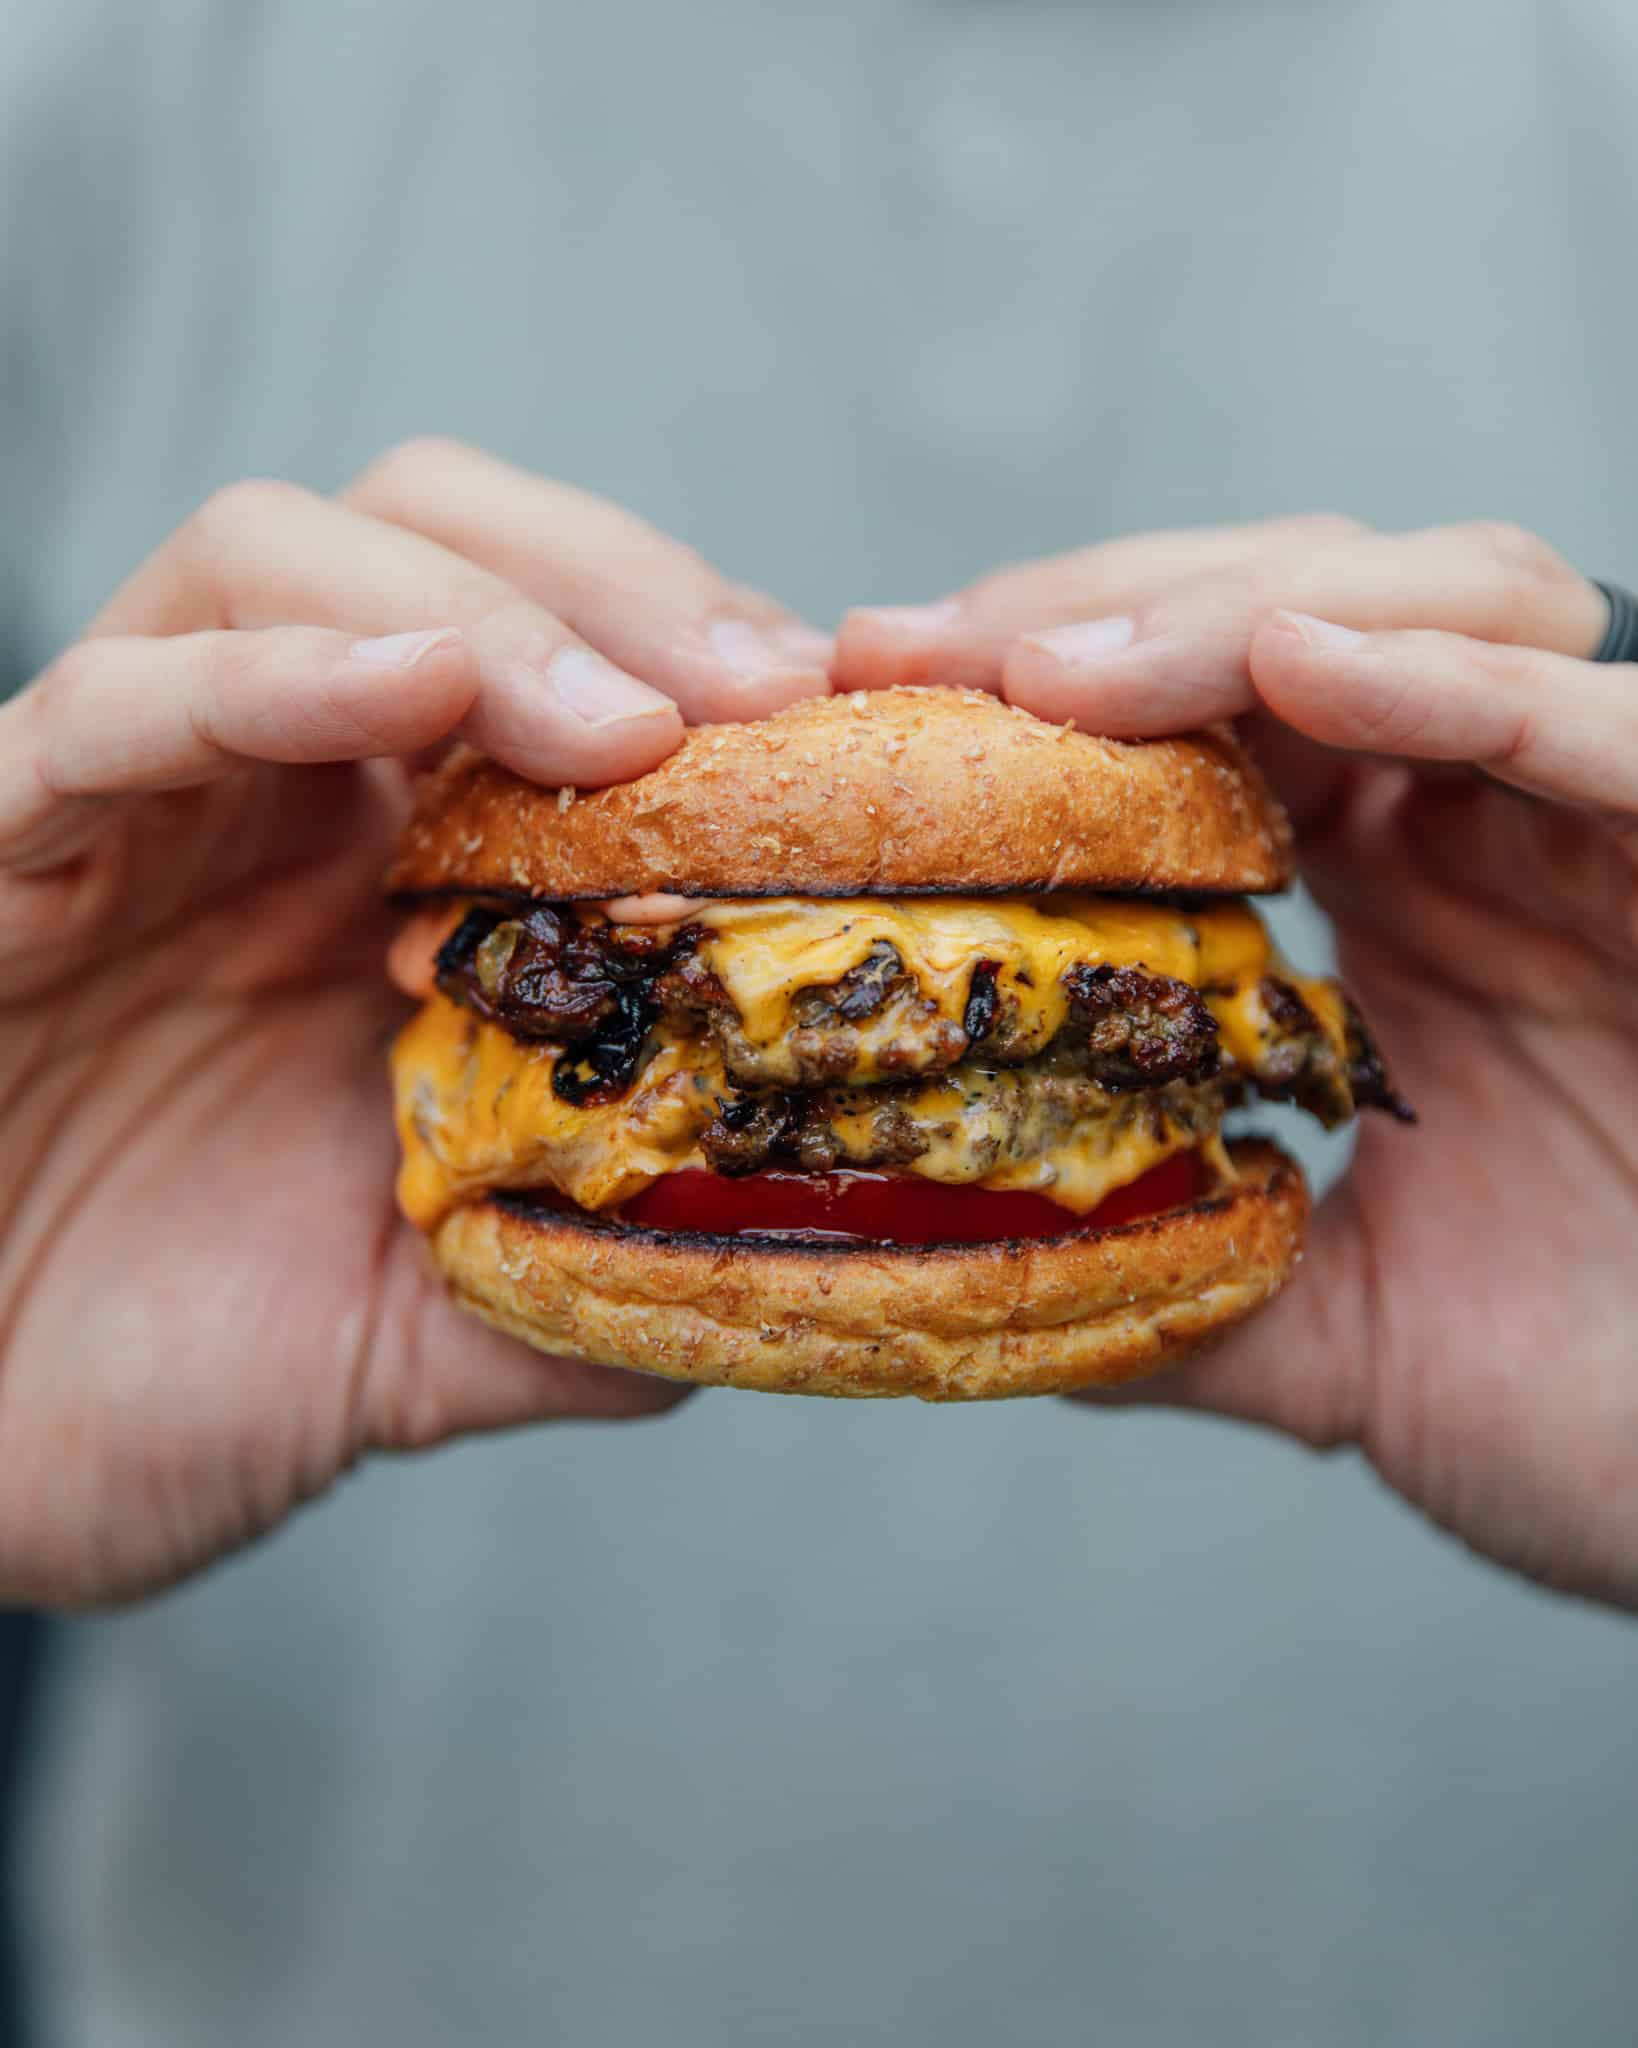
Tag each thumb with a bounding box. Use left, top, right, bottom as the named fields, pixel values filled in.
left=1076, top=1181, right=1375, bottom=1452
left=360, top=1225, right=689, bottom=1454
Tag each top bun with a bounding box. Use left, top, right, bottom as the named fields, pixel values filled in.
left=389, top=688, right=1294, bottom=900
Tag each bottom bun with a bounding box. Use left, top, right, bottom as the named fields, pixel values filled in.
left=428, top=1139, right=1308, bottom=1402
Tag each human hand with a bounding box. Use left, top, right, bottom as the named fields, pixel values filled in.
left=836, top=518, right=1638, bottom=1609
left=0, top=438, right=830, bottom=1606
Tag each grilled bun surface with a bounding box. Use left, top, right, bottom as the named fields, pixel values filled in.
left=382, top=690, right=1386, bottom=1402
left=427, top=1141, right=1307, bottom=1402
left=389, top=687, right=1294, bottom=902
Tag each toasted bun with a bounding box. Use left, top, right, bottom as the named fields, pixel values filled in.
left=426, top=1140, right=1307, bottom=1402
left=390, top=689, right=1294, bottom=900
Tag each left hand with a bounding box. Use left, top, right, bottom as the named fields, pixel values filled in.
left=0, top=438, right=832, bottom=1608
left=833, top=518, right=1638, bottom=1609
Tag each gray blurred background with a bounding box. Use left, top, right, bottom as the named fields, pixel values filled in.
left=3, top=2, right=1637, bottom=2043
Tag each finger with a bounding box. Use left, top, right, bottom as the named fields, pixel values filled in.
left=1245, top=617, right=1638, bottom=1007
left=1234, top=711, right=1369, bottom=838
left=1075, top=1180, right=1374, bottom=1453
left=831, top=514, right=1364, bottom=693
left=1250, top=612, right=1638, bottom=810
left=1001, top=522, right=1608, bottom=735
left=363, top=1228, right=691, bottom=1449
left=1396, top=777, right=1638, bottom=977
left=1264, top=765, right=1633, bottom=1024
left=81, top=478, right=684, bottom=785
left=347, top=438, right=830, bottom=722
left=0, top=623, right=674, bottom=873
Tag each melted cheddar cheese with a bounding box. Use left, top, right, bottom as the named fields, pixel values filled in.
left=691, top=895, right=1346, bottom=1081
left=693, top=895, right=1271, bottom=1066
left=392, top=894, right=1349, bottom=1231
left=1212, top=970, right=1349, bottom=1076
left=393, top=995, right=1221, bottom=1230
left=817, top=1074, right=1231, bottom=1212
left=394, top=999, right=722, bottom=1227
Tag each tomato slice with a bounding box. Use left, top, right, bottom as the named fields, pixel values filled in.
left=619, top=1151, right=1204, bottom=1245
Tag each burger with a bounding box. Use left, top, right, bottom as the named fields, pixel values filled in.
left=386, top=688, right=1409, bottom=1400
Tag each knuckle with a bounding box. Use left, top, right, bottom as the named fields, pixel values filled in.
left=0, top=682, right=47, bottom=803
left=1467, top=636, right=1538, bottom=688
left=188, top=475, right=311, bottom=549
left=34, top=638, right=102, bottom=712
left=190, top=629, right=262, bottom=711
left=350, top=434, right=474, bottom=508
left=587, top=502, right=717, bottom=594
left=18, top=644, right=111, bottom=769
left=716, top=586, right=784, bottom=629
left=1286, top=512, right=1368, bottom=544
left=1461, top=518, right=1567, bottom=586
left=370, top=1369, right=452, bottom=1455
left=1350, top=665, right=1433, bottom=751
left=1453, top=520, right=1580, bottom=647
left=958, top=564, right=1018, bottom=612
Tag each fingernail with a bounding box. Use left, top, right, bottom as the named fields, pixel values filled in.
left=1023, top=617, right=1135, bottom=666
left=1280, top=611, right=1367, bottom=651
left=349, top=627, right=461, bottom=670
left=708, top=619, right=828, bottom=680
left=548, top=646, right=676, bottom=726
left=846, top=601, right=962, bottom=636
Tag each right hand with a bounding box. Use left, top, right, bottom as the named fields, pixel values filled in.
left=836, top=514, right=1638, bottom=1611
left=0, top=438, right=831, bottom=1608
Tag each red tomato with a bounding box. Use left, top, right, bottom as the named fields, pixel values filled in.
left=621, top=1151, right=1203, bottom=1245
